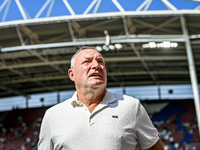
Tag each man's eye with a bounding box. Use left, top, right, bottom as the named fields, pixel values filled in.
left=83, top=61, right=89, bottom=64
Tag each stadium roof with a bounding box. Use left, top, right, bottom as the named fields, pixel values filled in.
left=0, top=0, right=200, bottom=98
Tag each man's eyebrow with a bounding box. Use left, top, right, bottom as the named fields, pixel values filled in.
left=83, top=56, right=104, bottom=60
left=84, top=56, right=92, bottom=59
left=97, top=57, right=104, bottom=60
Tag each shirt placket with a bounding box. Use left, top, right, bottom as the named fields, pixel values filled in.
left=78, top=104, right=94, bottom=126
left=80, top=103, right=108, bottom=127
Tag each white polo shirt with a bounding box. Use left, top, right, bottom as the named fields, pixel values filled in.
left=38, top=90, right=159, bottom=150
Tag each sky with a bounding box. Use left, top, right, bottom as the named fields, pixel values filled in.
left=0, top=0, right=200, bottom=22
left=0, top=0, right=200, bottom=112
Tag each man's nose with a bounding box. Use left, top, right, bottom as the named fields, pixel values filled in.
left=91, top=60, right=100, bottom=69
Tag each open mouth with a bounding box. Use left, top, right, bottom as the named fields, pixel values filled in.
left=89, top=73, right=101, bottom=77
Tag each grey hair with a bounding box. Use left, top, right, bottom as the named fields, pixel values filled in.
left=70, top=46, right=99, bottom=69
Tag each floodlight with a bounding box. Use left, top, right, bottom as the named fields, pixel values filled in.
left=115, top=43, right=122, bottom=49
left=96, top=46, right=102, bottom=51
left=163, top=41, right=171, bottom=48
left=109, top=45, right=115, bottom=50
left=149, top=42, right=156, bottom=48
left=103, top=45, right=109, bottom=51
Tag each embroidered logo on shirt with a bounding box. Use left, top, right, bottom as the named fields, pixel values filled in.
left=112, top=115, right=118, bottom=118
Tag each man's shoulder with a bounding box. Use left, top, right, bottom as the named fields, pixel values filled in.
left=108, top=91, right=140, bottom=110
left=114, top=92, right=140, bottom=104
left=108, top=92, right=141, bottom=118
left=45, top=98, right=72, bottom=115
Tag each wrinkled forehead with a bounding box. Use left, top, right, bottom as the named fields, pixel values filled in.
left=76, top=49, right=103, bottom=59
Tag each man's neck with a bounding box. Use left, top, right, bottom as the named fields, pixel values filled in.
left=77, top=88, right=106, bottom=112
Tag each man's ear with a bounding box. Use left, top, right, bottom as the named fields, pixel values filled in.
left=68, top=69, right=75, bottom=81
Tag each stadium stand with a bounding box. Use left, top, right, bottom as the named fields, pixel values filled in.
left=0, top=100, right=199, bottom=150
left=0, top=107, right=50, bottom=150
left=147, top=99, right=200, bottom=150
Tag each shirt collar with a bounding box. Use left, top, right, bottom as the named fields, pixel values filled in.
left=71, top=91, right=83, bottom=107
left=100, top=90, right=116, bottom=105
left=70, top=90, right=116, bottom=107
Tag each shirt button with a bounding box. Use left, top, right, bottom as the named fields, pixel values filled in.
left=90, top=122, right=94, bottom=126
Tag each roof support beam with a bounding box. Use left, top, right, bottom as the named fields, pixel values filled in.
left=142, top=17, right=179, bottom=34
left=137, top=0, right=153, bottom=11
left=1, top=70, right=189, bottom=84
left=35, top=0, right=51, bottom=18
left=1, top=34, right=185, bottom=52
left=84, top=0, right=98, bottom=14
left=161, top=0, right=177, bottom=11
left=18, top=25, right=66, bottom=74
left=93, top=0, right=102, bottom=13
left=130, top=43, right=158, bottom=84
left=111, top=0, right=125, bottom=12
left=62, top=0, right=75, bottom=15
left=0, top=83, right=26, bottom=96
left=1, top=0, right=11, bottom=22
left=68, top=21, right=76, bottom=42
left=71, top=21, right=86, bottom=38
left=26, top=49, right=66, bottom=74
left=15, top=0, right=29, bottom=19
left=16, top=26, right=25, bottom=45
left=144, top=0, right=153, bottom=11
left=132, top=18, right=180, bottom=34
left=0, top=55, right=187, bottom=70
left=47, top=0, right=55, bottom=17
left=181, top=16, right=200, bottom=136
left=1, top=59, right=58, bottom=93
left=0, top=0, right=9, bottom=13
left=122, top=18, right=130, bottom=36
left=2, top=10, right=200, bottom=28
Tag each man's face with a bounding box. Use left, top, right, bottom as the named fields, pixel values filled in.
left=69, top=49, right=107, bottom=90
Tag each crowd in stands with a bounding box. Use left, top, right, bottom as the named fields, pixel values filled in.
left=0, top=100, right=199, bottom=150
left=0, top=107, right=47, bottom=150
left=150, top=100, right=200, bottom=150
